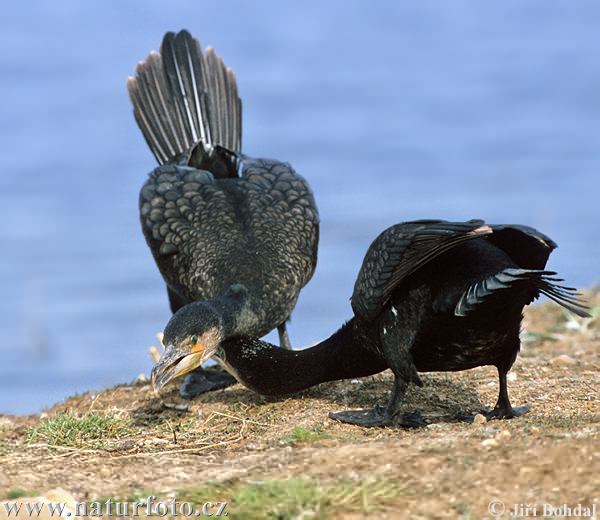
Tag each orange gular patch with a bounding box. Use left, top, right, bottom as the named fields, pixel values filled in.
left=191, top=343, right=205, bottom=354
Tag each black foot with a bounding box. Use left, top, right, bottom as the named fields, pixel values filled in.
left=179, top=366, right=237, bottom=399
left=329, top=405, right=427, bottom=428
left=481, top=403, right=531, bottom=420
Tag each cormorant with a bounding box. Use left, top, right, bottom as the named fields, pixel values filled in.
left=128, top=30, right=319, bottom=397
left=151, top=219, right=589, bottom=426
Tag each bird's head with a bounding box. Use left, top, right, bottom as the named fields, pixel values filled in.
left=151, top=302, right=223, bottom=393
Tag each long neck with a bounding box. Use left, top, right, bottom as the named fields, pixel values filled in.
left=217, top=319, right=388, bottom=396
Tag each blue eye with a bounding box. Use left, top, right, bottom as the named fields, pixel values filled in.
left=191, top=335, right=198, bottom=345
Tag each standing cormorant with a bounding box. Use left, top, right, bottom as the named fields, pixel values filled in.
left=151, top=219, right=589, bottom=426
left=128, top=30, right=319, bottom=397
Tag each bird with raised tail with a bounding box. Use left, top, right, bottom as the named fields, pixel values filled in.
left=128, top=30, right=319, bottom=398
left=161, top=219, right=589, bottom=427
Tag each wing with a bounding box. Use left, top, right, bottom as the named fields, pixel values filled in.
left=486, top=224, right=556, bottom=270
left=455, top=268, right=590, bottom=318
left=139, top=163, right=225, bottom=301
left=241, top=157, right=320, bottom=289
left=351, top=220, right=492, bottom=322
left=455, top=224, right=589, bottom=318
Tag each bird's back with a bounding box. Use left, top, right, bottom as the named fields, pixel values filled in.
left=139, top=156, right=318, bottom=336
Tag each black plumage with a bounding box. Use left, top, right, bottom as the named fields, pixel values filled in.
left=128, top=30, right=319, bottom=396
left=207, top=220, right=589, bottom=426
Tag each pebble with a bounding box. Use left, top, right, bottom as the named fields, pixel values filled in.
left=550, top=354, right=577, bottom=366
left=481, top=438, right=499, bottom=448
left=136, top=373, right=148, bottom=383
left=162, top=402, right=189, bottom=411
left=473, top=414, right=487, bottom=425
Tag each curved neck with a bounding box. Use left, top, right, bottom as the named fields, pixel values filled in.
left=217, top=319, right=388, bottom=395
left=208, top=286, right=260, bottom=339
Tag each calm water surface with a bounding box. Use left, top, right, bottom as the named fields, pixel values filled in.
left=1, top=1, right=599, bottom=413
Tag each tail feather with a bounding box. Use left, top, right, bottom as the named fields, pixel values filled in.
left=127, top=30, right=242, bottom=166
left=128, top=53, right=179, bottom=163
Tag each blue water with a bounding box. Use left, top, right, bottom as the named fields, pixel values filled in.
left=1, top=1, right=599, bottom=414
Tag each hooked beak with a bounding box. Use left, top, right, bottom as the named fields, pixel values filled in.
left=151, top=343, right=213, bottom=393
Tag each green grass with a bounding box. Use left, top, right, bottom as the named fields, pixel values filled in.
left=4, top=488, right=38, bottom=500
left=0, top=440, right=13, bottom=456
left=26, top=412, right=133, bottom=448
left=178, top=478, right=403, bottom=519
left=101, top=479, right=402, bottom=519
left=280, top=426, right=329, bottom=446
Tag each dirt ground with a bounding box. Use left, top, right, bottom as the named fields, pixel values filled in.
left=0, top=293, right=598, bottom=519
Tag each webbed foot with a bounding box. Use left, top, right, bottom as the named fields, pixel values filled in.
left=481, top=402, right=531, bottom=420
left=179, top=366, right=237, bottom=399
left=329, top=405, right=427, bottom=428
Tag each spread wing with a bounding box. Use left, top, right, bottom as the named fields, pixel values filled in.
left=455, top=224, right=590, bottom=318
left=351, top=220, right=492, bottom=322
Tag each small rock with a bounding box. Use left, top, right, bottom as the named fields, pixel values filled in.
left=481, top=438, right=499, bottom=448
left=136, top=373, right=148, bottom=383
left=473, top=414, right=487, bottom=425
left=427, top=423, right=447, bottom=430
left=163, top=401, right=189, bottom=411
left=550, top=354, right=577, bottom=366
left=530, top=426, right=540, bottom=433
left=99, top=467, right=112, bottom=478
left=507, top=372, right=517, bottom=382
left=564, top=319, right=581, bottom=331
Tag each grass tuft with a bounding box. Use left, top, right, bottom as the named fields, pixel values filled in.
left=178, top=478, right=403, bottom=519
left=27, top=412, right=132, bottom=448
left=4, top=488, right=36, bottom=500
left=280, top=426, right=329, bottom=446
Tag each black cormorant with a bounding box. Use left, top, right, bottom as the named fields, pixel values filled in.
left=152, top=220, right=589, bottom=426
left=128, top=30, right=319, bottom=397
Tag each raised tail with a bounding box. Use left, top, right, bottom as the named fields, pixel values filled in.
left=455, top=268, right=591, bottom=318
left=127, top=30, right=242, bottom=167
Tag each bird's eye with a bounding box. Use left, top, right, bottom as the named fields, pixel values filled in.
left=191, top=335, right=198, bottom=345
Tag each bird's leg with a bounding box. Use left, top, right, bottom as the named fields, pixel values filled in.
left=278, top=320, right=293, bottom=350
left=377, top=311, right=426, bottom=427
left=385, top=377, right=427, bottom=427
left=329, top=310, right=426, bottom=428
left=482, top=366, right=531, bottom=419
left=179, top=366, right=238, bottom=399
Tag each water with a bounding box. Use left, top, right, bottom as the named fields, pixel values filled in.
left=1, top=1, right=599, bottom=414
